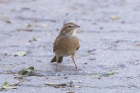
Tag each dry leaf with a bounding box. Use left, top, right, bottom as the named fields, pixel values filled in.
left=111, top=15, right=119, bottom=20
left=35, top=24, right=47, bottom=27
left=74, top=86, right=81, bottom=88
left=135, top=44, right=140, bottom=46
left=15, top=52, right=26, bottom=57
left=66, top=92, right=75, bottom=93
left=33, top=37, right=40, bottom=41
left=2, top=82, right=17, bottom=89
left=25, top=23, right=32, bottom=27
left=37, top=60, right=42, bottom=62
left=4, top=19, right=12, bottom=24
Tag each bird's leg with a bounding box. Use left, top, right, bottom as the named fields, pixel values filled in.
left=71, top=55, right=78, bottom=69
left=55, top=56, right=59, bottom=71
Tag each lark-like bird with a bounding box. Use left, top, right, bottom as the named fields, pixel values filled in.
left=50, top=22, right=80, bottom=70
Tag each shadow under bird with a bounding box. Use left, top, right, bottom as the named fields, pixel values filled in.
left=50, top=22, right=80, bottom=70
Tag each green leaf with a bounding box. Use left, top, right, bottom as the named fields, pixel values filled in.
left=18, top=69, right=28, bottom=75
left=24, top=72, right=33, bottom=77
left=2, top=86, right=17, bottom=89
left=17, top=66, right=36, bottom=76
left=16, top=52, right=26, bottom=57
left=2, top=82, right=8, bottom=87
left=2, top=82, right=17, bottom=89
left=28, top=66, right=34, bottom=70
left=106, top=71, right=114, bottom=76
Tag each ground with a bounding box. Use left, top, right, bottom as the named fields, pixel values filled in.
left=0, top=0, right=140, bottom=93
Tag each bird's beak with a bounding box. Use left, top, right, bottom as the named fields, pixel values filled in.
left=75, top=25, right=80, bottom=28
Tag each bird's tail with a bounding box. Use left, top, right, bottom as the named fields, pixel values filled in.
left=50, top=56, right=63, bottom=63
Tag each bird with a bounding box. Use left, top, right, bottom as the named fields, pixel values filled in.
left=50, top=22, right=80, bottom=70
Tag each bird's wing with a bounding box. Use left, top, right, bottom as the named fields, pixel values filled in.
left=53, top=36, right=64, bottom=52
left=75, top=37, right=80, bottom=51
left=53, top=37, right=59, bottom=52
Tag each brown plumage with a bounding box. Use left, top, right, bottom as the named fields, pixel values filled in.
left=50, top=22, right=80, bottom=70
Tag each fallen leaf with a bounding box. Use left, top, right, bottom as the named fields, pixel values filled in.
left=33, top=37, right=40, bottom=41
left=2, top=82, right=8, bottom=86
left=44, top=81, right=73, bottom=88
left=15, top=52, right=26, bottom=57
left=28, top=66, right=34, bottom=70
left=66, top=92, right=75, bottom=93
left=17, top=29, right=33, bottom=32
left=18, top=69, right=28, bottom=75
left=89, top=58, right=96, bottom=60
left=92, top=74, right=101, bottom=78
left=111, top=15, right=119, bottom=20
left=4, top=19, right=12, bottom=24
left=44, top=82, right=66, bottom=87
left=37, top=60, right=42, bottom=62
left=2, top=82, right=17, bottom=89
left=106, top=71, right=114, bottom=76
left=14, top=76, right=23, bottom=80
left=17, top=66, right=36, bottom=76
left=25, top=23, right=32, bottom=27
left=87, top=49, right=96, bottom=53
left=135, top=44, right=140, bottom=46
left=35, top=24, right=47, bottom=27
left=74, top=86, right=81, bottom=88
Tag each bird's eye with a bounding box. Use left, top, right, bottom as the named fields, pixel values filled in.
left=68, top=26, right=72, bottom=28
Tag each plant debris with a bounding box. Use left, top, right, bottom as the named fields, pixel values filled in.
left=17, top=29, right=33, bottom=32
left=92, top=74, right=101, bottom=79
left=1, top=82, right=17, bottom=89
left=111, top=15, right=119, bottom=20
left=105, top=71, right=114, bottom=76
left=25, top=23, right=32, bottom=27
left=17, top=66, right=37, bottom=76
left=74, top=85, right=81, bottom=88
left=37, top=60, right=42, bottom=62
left=15, top=52, right=26, bottom=57
left=44, top=81, right=73, bottom=88
left=4, top=19, right=12, bottom=24
left=35, top=24, right=47, bottom=27
left=135, top=44, right=140, bottom=46
left=66, top=91, right=75, bottom=93
left=33, top=37, right=40, bottom=41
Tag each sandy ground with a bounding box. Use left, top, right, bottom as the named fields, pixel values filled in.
left=0, top=0, right=140, bottom=93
